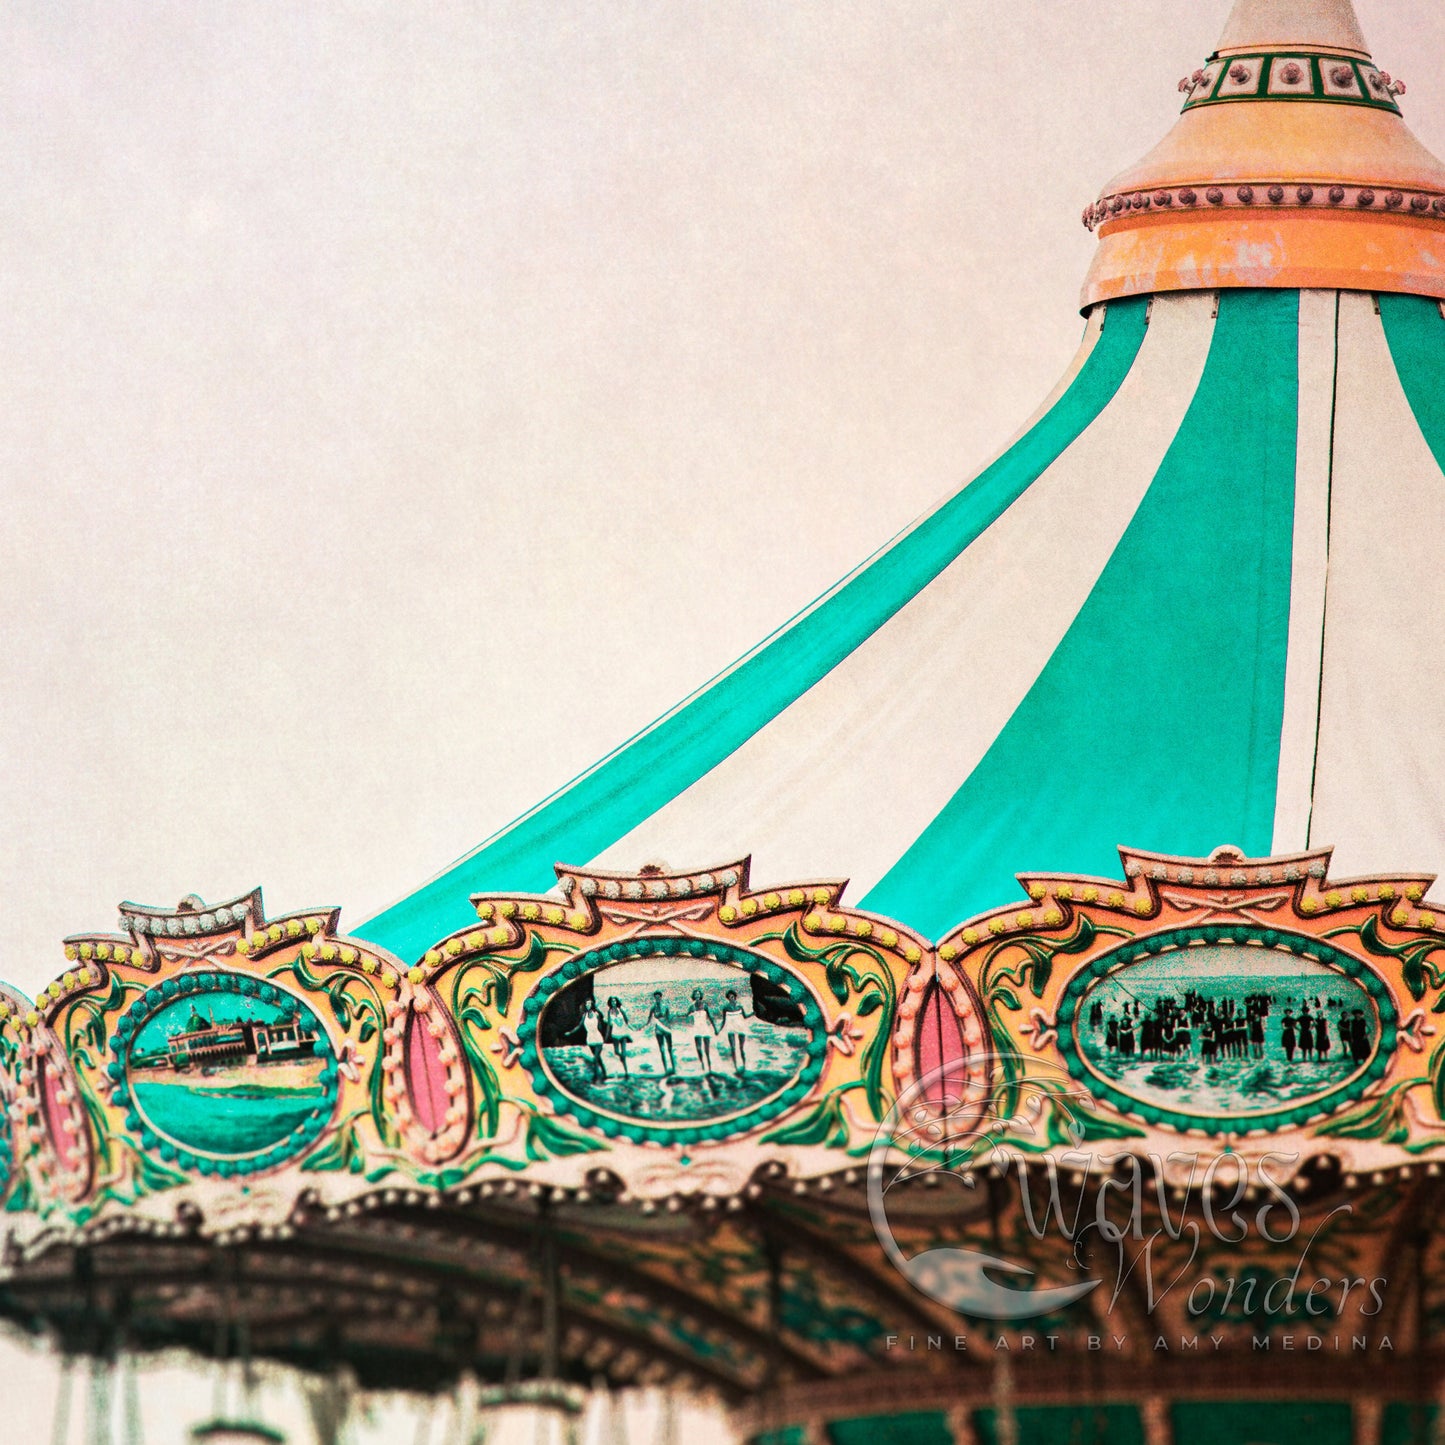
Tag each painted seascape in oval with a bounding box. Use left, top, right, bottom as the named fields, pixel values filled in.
left=1061, top=933, right=1397, bottom=1133
left=120, top=976, right=337, bottom=1171
left=536, top=953, right=820, bottom=1131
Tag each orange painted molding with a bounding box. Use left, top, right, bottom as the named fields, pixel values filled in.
left=1081, top=208, right=1445, bottom=308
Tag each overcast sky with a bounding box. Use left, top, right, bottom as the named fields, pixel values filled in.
left=4, top=1, right=1445, bottom=1010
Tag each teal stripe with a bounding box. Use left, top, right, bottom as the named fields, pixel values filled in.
left=828, top=1413, right=952, bottom=1445
left=863, top=289, right=1300, bottom=938
left=974, top=1405, right=1144, bottom=1445
left=1379, top=291, right=1445, bottom=468
left=357, top=299, right=1150, bottom=960
left=1172, top=1400, right=1352, bottom=1445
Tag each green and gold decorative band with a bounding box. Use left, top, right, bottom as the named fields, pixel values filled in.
left=1179, top=53, right=1403, bottom=113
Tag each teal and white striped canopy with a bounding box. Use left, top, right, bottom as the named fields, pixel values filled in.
left=360, top=287, right=1445, bottom=962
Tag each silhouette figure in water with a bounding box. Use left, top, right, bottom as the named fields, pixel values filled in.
left=643, top=991, right=676, bottom=1076
left=688, top=989, right=718, bottom=1074
left=605, top=997, right=633, bottom=1076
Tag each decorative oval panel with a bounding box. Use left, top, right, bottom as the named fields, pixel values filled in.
left=108, top=972, right=339, bottom=1175
left=520, top=937, right=827, bottom=1146
left=1057, top=926, right=1398, bottom=1134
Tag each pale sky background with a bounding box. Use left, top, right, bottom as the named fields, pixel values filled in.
left=4, top=3, right=1445, bottom=1439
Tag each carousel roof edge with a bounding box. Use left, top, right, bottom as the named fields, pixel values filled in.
left=0, top=846, right=1443, bottom=1254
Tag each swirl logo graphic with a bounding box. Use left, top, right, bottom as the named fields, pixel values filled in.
left=867, top=1052, right=1102, bottom=1320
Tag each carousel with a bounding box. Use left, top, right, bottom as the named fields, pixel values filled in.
left=6, top=1, right=1445, bottom=1442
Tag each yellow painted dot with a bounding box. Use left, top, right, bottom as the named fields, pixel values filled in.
left=521, top=903, right=540, bottom=921
left=1379, top=884, right=1397, bottom=900
left=302, top=942, right=318, bottom=959
left=939, top=944, right=957, bottom=962
left=1044, top=908, right=1063, bottom=926
left=1352, top=887, right=1369, bottom=904
left=24, top=1012, right=39, bottom=1029
left=811, top=888, right=830, bottom=904
left=64, top=945, right=77, bottom=962
left=962, top=929, right=979, bottom=946
left=987, top=918, right=1005, bottom=936
left=235, top=937, right=252, bottom=954
left=339, top=946, right=358, bottom=964
left=476, top=902, right=495, bottom=921
left=408, top=966, right=425, bottom=984
left=880, top=929, right=898, bottom=948
left=785, top=889, right=804, bottom=906
left=489, top=927, right=509, bottom=946
left=1300, top=898, right=1319, bottom=914
left=466, top=933, right=484, bottom=950
left=361, top=957, right=378, bottom=974
left=543, top=906, right=564, bottom=926
left=1083, top=888, right=1099, bottom=903
left=719, top=905, right=737, bottom=924
left=1421, top=912, right=1437, bottom=929
left=1107, top=892, right=1125, bottom=908
left=320, top=944, right=339, bottom=962
left=267, top=924, right=282, bottom=943
left=1016, top=911, right=1034, bottom=929
left=1057, top=884, right=1074, bottom=901
left=1407, top=884, right=1425, bottom=902
left=849, top=920, right=871, bottom=939
left=306, top=918, right=323, bottom=934
left=803, top=912, right=822, bottom=931
left=1028, top=883, right=1046, bottom=900
left=567, top=913, right=588, bottom=931
left=78, top=944, right=93, bottom=960
left=1325, top=891, right=1343, bottom=908
left=763, top=893, right=781, bottom=910
left=62, top=972, right=75, bottom=990
left=827, top=916, right=846, bottom=934
left=1133, top=898, right=1151, bottom=916
left=381, top=970, right=398, bottom=989
left=286, top=919, right=303, bottom=937
left=95, top=943, right=111, bottom=960
left=425, top=950, right=442, bottom=967
left=1393, top=907, right=1411, bottom=926
left=498, top=902, right=517, bottom=919
left=741, top=900, right=758, bottom=917
left=903, top=945, right=921, bottom=964
left=444, top=939, right=462, bottom=956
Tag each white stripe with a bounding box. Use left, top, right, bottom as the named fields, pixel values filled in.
left=1271, top=289, right=1337, bottom=852
left=972, top=304, right=1107, bottom=474
left=367, top=303, right=1114, bottom=911
left=594, top=291, right=1219, bottom=892
left=1309, top=291, right=1445, bottom=891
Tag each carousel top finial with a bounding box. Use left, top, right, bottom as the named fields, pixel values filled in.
left=1080, top=0, right=1445, bottom=307
left=1216, top=0, right=1370, bottom=59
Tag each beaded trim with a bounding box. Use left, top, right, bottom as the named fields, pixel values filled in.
left=1083, top=182, right=1445, bottom=233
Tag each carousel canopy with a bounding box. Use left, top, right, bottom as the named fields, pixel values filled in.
left=359, top=0, right=1445, bottom=964
left=9, top=3, right=1445, bottom=1443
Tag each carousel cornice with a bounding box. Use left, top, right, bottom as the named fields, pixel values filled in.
left=4, top=848, right=1445, bottom=1396
left=3, top=847, right=1444, bottom=1225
